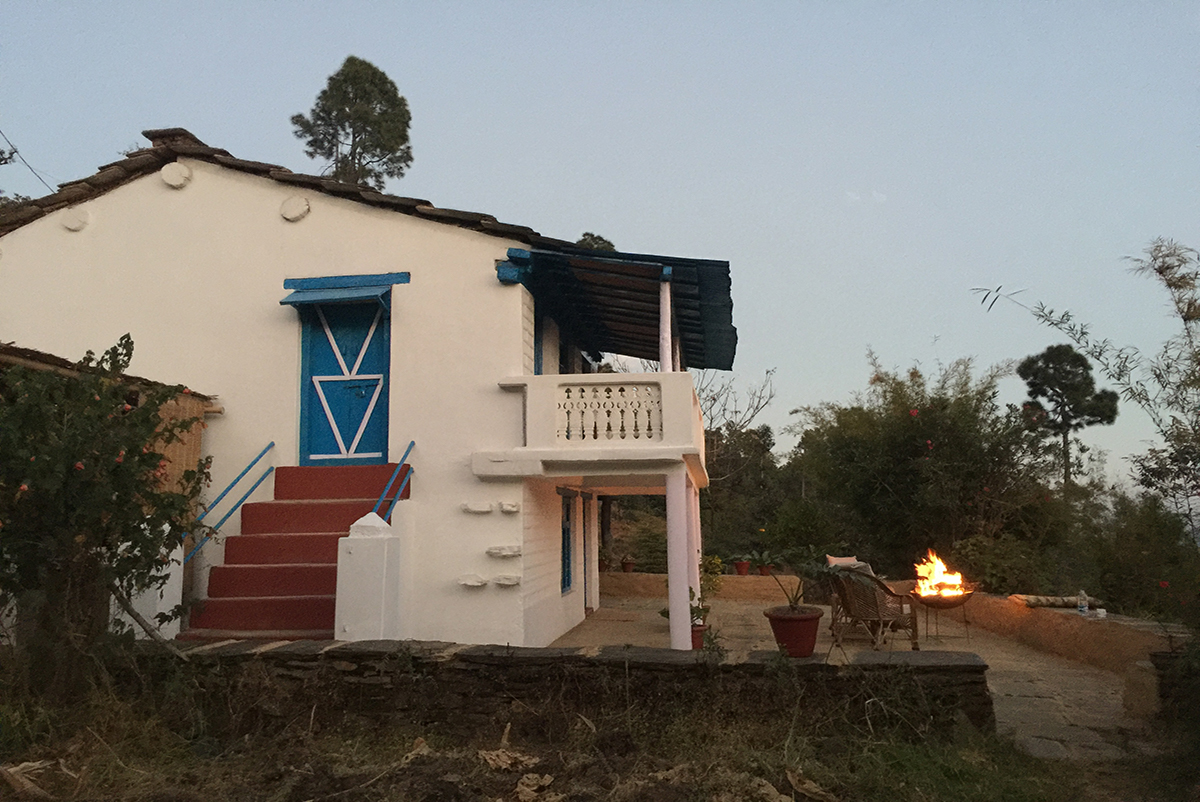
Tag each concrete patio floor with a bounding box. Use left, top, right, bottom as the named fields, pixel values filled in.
left=553, top=574, right=1163, bottom=762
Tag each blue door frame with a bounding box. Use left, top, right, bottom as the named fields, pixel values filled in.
left=299, top=302, right=390, bottom=466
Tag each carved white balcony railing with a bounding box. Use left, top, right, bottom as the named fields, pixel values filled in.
left=479, top=372, right=708, bottom=484
left=557, top=382, right=663, bottom=444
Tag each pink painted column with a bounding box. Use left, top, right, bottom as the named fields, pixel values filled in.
left=666, top=467, right=691, bottom=649
left=585, top=495, right=600, bottom=611
left=687, top=477, right=702, bottom=597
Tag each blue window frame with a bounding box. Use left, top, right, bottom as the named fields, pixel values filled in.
left=561, top=495, right=572, bottom=592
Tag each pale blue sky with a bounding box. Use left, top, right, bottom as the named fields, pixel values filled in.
left=4, top=2, right=1199, bottom=478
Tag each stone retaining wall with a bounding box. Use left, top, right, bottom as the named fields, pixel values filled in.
left=959, top=593, right=1193, bottom=717
left=173, top=639, right=994, bottom=741
left=964, top=594, right=1185, bottom=675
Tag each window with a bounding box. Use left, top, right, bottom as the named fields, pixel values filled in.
left=561, top=495, right=572, bottom=592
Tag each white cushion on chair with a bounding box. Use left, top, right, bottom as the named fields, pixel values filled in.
left=826, top=554, right=875, bottom=575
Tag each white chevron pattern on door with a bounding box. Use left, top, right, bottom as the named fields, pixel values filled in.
left=308, top=305, right=385, bottom=460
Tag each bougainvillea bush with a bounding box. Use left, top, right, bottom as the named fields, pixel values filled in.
left=787, top=355, right=1062, bottom=577
left=0, top=336, right=208, bottom=698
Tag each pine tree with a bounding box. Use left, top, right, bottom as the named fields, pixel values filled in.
left=1017, top=344, right=1118, bottom=486
left=291, top=56, right=413, bottom=190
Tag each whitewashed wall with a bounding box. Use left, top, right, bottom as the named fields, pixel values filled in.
left=0, top=159, right=577, bottom=646
left=521, top=480, right=586, bottom=646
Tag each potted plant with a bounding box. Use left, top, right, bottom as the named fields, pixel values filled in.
left=749, top=549, right=776, bottom=576
left=690, top=589, right=710, bottom=649
left=700, top=554, right=724, bottom=599
left=598, top=546, right=614, bottom=573
left=730, top=553, right=752, bottom=576
left=659, top=587, right=712, bottom=649
left=762, top=554, right=824, bottom=658
left=691, top=621, right=710, bottom=649
left=621, top=554, right=636, bottom=573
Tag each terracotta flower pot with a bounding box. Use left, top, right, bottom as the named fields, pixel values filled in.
left=757, top=564, right=774, bottom=576
left=621, top=559, right=636, bottom=573
left=733, top=560, right=751, bottom=576
left=691, top=623, right=710, bottom=650
left=763, top=605, right=824, bottom=658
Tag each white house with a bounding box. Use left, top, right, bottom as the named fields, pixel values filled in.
left=0, top=128, right=736, bottom=650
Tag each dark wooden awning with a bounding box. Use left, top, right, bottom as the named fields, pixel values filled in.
left=497, top=247, right=737, bottom=370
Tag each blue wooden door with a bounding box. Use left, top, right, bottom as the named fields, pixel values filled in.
left=300, top=303, right=389, bottom=465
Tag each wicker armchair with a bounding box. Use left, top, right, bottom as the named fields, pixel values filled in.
left=828, top=566, right=920, bottom=651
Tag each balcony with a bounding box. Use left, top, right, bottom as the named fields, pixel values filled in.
left=472, top=372, right=707, bottom=488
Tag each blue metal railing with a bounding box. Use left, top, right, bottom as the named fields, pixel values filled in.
left=372, top=440, right=414, bottom=523
left=184, top=442, right=275, bottom=565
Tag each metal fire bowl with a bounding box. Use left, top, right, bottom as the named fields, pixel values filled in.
left=913, top=586, right=976, bottom=610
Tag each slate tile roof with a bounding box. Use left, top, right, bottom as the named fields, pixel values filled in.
left=0, top=127, right=736, bottom=369
left=0, top=127, right=570, bottom=248
left=0, top=341, right=217, bottom=405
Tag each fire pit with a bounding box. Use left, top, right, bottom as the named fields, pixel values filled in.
left=912, top=550, right=974, bottom=637
left=912, top=585, right=976, bottom=610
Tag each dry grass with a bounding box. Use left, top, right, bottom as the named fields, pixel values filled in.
left=0, top=650, right=1194, bottom=801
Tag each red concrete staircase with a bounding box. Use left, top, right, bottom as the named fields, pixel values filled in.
left=181, top=463, right=410, bottom=640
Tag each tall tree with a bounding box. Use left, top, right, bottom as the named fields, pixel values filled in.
left=1017, top=344, right=1118, bottom=486
left=576, top=232, right=616, bottom=251
left=291, top=56, right=412, bottom=190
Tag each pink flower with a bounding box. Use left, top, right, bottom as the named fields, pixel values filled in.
left=910, top=409, right=919, bottom=417
left=19, top=484, right=28, bottom=492
left=182, top=388, right=191, bottom=395
left=1160, top=580, right=1171, bottom=589
left=74, top=462, right=84, bottom=471
left=123, top=404, right=132, bottom=412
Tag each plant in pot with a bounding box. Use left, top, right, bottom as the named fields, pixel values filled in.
left=659, top=587, right=712, bottom=649
left=689, top=588, right=711, bottom=649
left=700, top=554, right=724, bottom=599
left=597, top=546, right=615, bottom=573
left=762, top=554, right=825, bottom=658
left=620, top=554, right=636, bottom=573
left=730, top=553, right=753, bottom=576
left=749, top=549, right=777, bottom=576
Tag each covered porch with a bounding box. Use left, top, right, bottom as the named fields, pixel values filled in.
left=484, top=245, right=736, bottom=649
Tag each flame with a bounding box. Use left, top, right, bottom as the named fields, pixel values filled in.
left=914, top=550, right=964, bottom=597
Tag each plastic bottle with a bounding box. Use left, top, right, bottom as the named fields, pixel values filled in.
left=1077, top=590, right=1088, bottom=615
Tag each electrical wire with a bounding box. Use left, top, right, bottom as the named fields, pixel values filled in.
left=0, top=125, right=56, bottom=193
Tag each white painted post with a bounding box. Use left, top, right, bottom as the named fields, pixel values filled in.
left=659, top=277, right=673, bottom=371
left=335, top=511, right=405, bottom=640
left=666, top=467, right=690, bottom=649
left=586, top=495, right=601, bottom=611
left=687, top=477, right=701, bottom=598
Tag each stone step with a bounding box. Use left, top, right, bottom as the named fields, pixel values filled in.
left=240, top=498, right=376, bottom=534
left=207, top=563, right=337, bottom=597
left=273, top=463, right=411, bottom=501
left=223, top=532, right=344, bottom=565
left=189, top=594, right=335, bottom=632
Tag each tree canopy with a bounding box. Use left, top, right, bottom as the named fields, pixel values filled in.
left=291, top=56, right=413, bottom=190
left=1008, top=239, right=1200, bottom=536
left=1017, top=344, right=1118, bottom=486
left=785, top=356, right=1058, bottom=576
left=576, top=232, right=616, bottom=251
left=0, top=336, right=208, bottom=698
